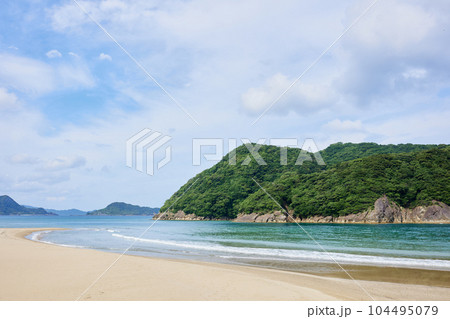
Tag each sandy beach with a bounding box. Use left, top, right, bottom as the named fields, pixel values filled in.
left=0, top=228, right=449, bottom=301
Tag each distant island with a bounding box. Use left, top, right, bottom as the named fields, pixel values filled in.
left=88, top=202, right=159, bottom=216
left=45, top=208, right=87, bottom=216
left=0, top=195, right=159, bottom=216
left=155, top=142, right=450, bottom=223
left=0, top=195, right=55, bottom=216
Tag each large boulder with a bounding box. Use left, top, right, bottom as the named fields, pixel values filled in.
left=333, top=196, right=450, bottom=224
left=364, top=195, right=403, bottom=223
left=415, top=202, right=450, bottom=222
left=234, top=211, right=291, bottom=223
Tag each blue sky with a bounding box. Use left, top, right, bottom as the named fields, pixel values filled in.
left=0, top=0, right=449, bottom=210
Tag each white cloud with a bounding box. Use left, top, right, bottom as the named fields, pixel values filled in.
left=50, top=1, right=90, bottom=31
left=402, top=68, right=427, bottom=80
left=8, top=154, right=40, bottom=165
left=46, top=49, right=62, bottom=58
left=338, top=0, right=450, bottom=104
left=46, top=196, right=67, bottom=202
left=42, top=156, right=86, bottom=171
left=0, top=87, right=20, bottom=111
left=241, top=73, right=336, bottom=114
left=324, top=119, right=363, bottom=131
left=20, top=171, right=71, bottom=185
left=0, top=54, right=56, bottom=94
left=0, top=53, right=95, bottom=95
left=2, top=0, right=446, bottom=210
left=0, top=105, right=44, bottom=147
left=48, top=0, right=345, bottom=86
left=9, top=181, right=43, bottom=192
left=346, top=1, right=436, bottom=53
left=99, top=53, right=112, bottom=61
left=48, top=0, right=450, bottom=108
left=57, top=63, right=95, bottom=89
left=366, top=109, right=450, bottom=144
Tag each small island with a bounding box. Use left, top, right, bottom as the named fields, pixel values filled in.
left=0, top=195, right=55, bottom=216
left=88, top=202, right=159, bottom=216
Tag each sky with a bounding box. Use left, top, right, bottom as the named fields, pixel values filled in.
left=0, top=0, right=449, bottom=210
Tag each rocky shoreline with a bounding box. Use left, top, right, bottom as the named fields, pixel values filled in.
left=154, top=210, right=211, bottom=221
left=153, top=196, right=450, bottom=224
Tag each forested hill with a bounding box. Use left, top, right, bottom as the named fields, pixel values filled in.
left=88, top=202, right=159, bottom=215
left=0, top=195, right=54, bottom=215
left=160, top=142, right=448, bottom=219
left=320, top=142, right=440, bottom=165
left=240, top=146, right=450, bottom=218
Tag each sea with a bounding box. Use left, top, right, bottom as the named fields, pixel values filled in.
left=1, top=215, right=450, bottom=272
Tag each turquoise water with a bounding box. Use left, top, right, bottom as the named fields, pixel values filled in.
left=1, top=216, right=450, bottom=271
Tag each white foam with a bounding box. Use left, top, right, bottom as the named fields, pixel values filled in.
left=41, top=241, right=86, bottom=249
left=27, top=230, right=86, bottom=249
left=28, top=230, right=52, bottom=241
left=112, top=233, right=450, bottom=271
left=73, top=227, right=116, bottom=233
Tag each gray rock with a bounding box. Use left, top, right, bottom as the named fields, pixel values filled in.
left=156, top=197, right=450, bottom=224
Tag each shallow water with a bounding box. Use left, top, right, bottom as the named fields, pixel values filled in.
left=1, top=215, right=449, bottom=271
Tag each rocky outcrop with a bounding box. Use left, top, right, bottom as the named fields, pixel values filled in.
left=331, top=195, right=403, bottom=224
left=300, top=215, right=334, bottom=223
left=365, top=195, right=403, bottom=223
left=233, top=211, right=294, bottom=223
left=155, top=197, right=450, bottom=224
left=331, top=196, right=450, bottom=224
left=233, top=211, right=335, bottom=223
left=410, top=202, right=450, bottom=222
left=153, top=210, right=209, bottom=221
left=233, top=196, right=450, bottom=224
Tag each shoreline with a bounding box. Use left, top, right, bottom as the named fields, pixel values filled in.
left=25, top=228, right=450, bottom=287
left=1, top=227, right=449, bottom=300
left=154, top=217, right=450, bottom=224
left=155, top=197, right=450, bottom=224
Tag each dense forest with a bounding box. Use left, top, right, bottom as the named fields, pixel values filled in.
left=160, top=143, right=449, bottom=219
left=88, top=202, right=159, bottom=215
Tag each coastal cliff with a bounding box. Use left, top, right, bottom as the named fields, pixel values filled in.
left=233, top=196, right=450, bottom=224
left=154, top=196, right=450, bottom=224
left=154, top=210, right=213, bottom=221
left=332, top=196, right=450, bottom=224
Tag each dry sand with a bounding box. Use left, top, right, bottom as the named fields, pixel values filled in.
left=0, top=228, right=449, bottom=301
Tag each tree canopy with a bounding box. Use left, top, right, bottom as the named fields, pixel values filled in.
left=160, top=142, right=449, bottom=219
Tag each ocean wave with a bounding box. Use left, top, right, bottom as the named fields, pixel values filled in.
left=73, top=227, right=117, bottom=233
left=28, top=230, right=52, bottom=241
left=40, top=241, right=87, bottom=249
left=112, top=233, right=450, bottom=271
left=27, top=230, right=86, bottom=249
